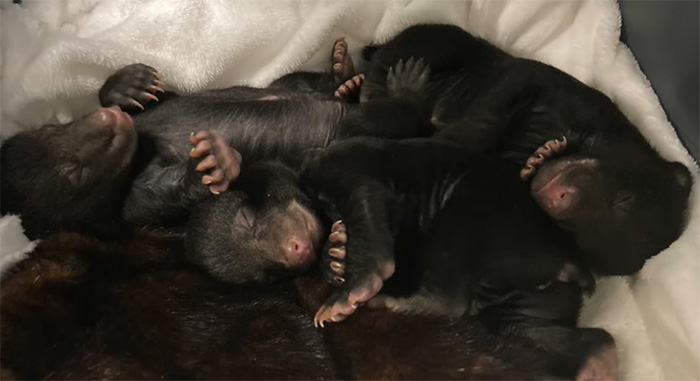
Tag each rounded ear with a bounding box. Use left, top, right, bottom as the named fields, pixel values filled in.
left=669, top=161, right=693, bottom=195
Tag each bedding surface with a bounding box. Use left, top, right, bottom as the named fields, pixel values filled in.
left=0, top=1, right=698, bottom=379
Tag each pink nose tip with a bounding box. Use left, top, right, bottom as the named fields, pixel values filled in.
left=94, top=106, right=133, bottom=128
left=554, top=187, right=570, bottom=200
left=96, top=108, right=117, bottom=125
left=284, top=236, right=313, bottom=267
left=538, top=182, right=575, bottom=216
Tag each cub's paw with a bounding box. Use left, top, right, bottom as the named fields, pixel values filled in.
left=334, top=74, right=364, bottom=103
left=520, top=137, right=568, bottom=181
left=98, top=63, right=165, bottom=112
left=331, top=37, right=356, bottom=85
left=320, top=220, right=347, bottom=286
left=314, top=251, right=395, bottom=327
left=387, top=57, right=431, bottom=101
left=188, top=130, right=242, bottom=195
left=314, top=271, right=385, bottom=328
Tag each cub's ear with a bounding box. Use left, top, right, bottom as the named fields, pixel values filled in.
left=669, top=161, right=693, bottom=195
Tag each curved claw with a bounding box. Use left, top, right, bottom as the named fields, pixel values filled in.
left=328, top=247, right=345, bottom=259
left=314, top=305, right=333, bottom=328
left=142, top=92, right=159, bottom=102
left=331, top=220, right=345, bottom=232
left=314, top=301, right=352, bottom=328
left=329, top=231, right=347, bottom=243
left=520, top=165, right=536, bottom=180
left=128, top=99, right=144, bottom=110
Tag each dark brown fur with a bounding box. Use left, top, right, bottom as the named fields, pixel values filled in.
left=1, top=231, right=562, bottom=380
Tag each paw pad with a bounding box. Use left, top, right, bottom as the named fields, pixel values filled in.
left=334, top=74, right=364, bottom=103
left=188, top=130, right=242, bottom=195
left=332, top=37, right=356, bottom=84
left=321, top=220, right=347, bottom=286
left=520, top=136, right=568, bottom=180
left=314, top=272, right=384, bottom=328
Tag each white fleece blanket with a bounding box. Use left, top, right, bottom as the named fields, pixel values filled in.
left=1, top=0, right=698, bottom=379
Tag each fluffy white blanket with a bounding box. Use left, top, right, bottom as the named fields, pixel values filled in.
left=1, top=0, right=698, bottom=379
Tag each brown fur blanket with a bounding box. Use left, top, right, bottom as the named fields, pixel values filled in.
left=1, top=230, right=559, bottom=380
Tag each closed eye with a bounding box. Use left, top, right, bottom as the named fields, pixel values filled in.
left=233, top=206, right=256, bottom=229
left=613, top=191, right=635, bottom=213
left=76, top=166, right=91, bottom=185
left=59, top=163, right=88, bottom=186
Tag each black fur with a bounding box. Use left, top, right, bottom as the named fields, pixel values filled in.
left=361, top=23, right=693, bottom=275
left=301, top=137, right=581, bottom=306
left=300, top=136, right=615, bottom=380
left=183, top=59, right=434, bottom=284
left=1, top=59, right=431, bottom=240
left=186, top=135, right=615, bottom=379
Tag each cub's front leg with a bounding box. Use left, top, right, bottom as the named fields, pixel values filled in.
left=312, top=182, right=398, bottom=327
left=301, top=138, right=426, bottom=326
